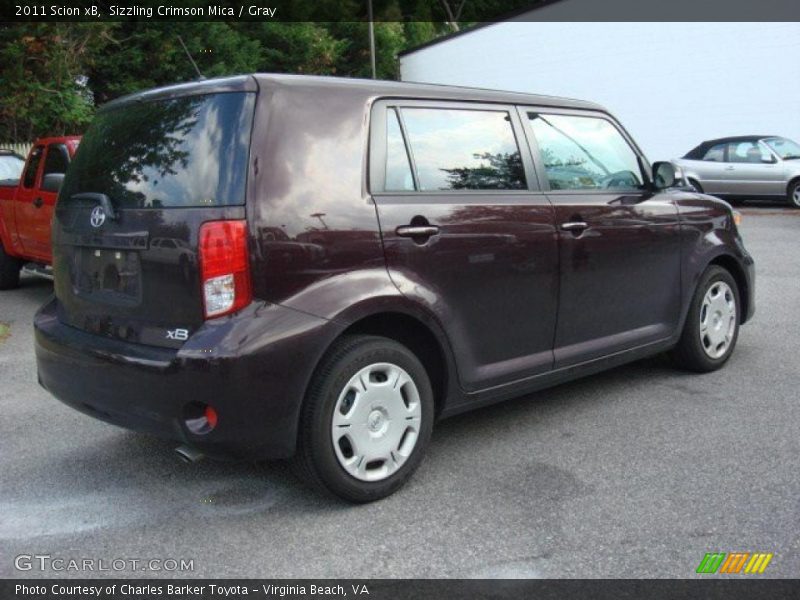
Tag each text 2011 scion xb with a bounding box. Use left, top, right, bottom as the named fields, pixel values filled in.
left=34, top=75, right=755, bottom=502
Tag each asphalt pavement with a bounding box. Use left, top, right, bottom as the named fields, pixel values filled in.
left=1, top=205, right=798, bottom=579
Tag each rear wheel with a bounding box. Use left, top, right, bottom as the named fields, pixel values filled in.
left=0, top=241, right=21, bottom=290
left=671, top=265, right=740, bottom=372
left=788, top=180, right=800, bottom=208
left=294, top=335, right=434, bottom=502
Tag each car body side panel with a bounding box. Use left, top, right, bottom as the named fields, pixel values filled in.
left=247, top=81, right=388, bottom=311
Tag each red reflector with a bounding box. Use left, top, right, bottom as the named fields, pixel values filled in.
left=199, top=220, right=252, bottom=318
left=204, top=406, right=218, bottom=429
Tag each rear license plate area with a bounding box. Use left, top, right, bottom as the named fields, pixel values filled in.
left=71, top=247, right=142, bottom=305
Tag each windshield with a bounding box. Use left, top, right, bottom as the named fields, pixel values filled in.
left=764, top=137, right=800, bottom=160
left=0, top=154, right=25, bottom=181
left=61, top=92, right=255, bottom=208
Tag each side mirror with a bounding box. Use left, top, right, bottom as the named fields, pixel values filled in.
left=40, top=172, right=65, bottom=193
left=762, top=156, right=777, bottom=164
left=652, top=161, right=676, bottom=190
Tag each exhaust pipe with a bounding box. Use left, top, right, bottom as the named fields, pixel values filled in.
left=175, top=445, right=205, bottom=464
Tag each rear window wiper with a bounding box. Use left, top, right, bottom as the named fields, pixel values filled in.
left=71, top=192, right=118, bottom=220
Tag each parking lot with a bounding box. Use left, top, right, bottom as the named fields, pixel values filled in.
left=0, top=205, right=797, bottom=579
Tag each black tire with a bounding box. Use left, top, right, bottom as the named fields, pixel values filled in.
left=788, top=179, right=800, bottom=208
left=688, top=179, right=704, bottom=194
left=293, top=334, right=434, bottom=503
left=671, top=265, right=740, bottom=372
left=0, top=241, right=22, bottom=290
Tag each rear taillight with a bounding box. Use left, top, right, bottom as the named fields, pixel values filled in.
left=199, top=220, right=251, bottom=319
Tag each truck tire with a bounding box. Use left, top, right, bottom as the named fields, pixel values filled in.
left=0, top=241, right=22, bottom=290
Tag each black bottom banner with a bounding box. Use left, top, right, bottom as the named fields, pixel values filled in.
left=3, top=579, right=800, bottom=600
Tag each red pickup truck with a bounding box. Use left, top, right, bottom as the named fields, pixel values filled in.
left=0, top=137, right=80, bottom=289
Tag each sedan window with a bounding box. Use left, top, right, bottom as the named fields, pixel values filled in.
left=728, top=142, right=772, bottom=164
left=702, top=144, right=726, bottom=162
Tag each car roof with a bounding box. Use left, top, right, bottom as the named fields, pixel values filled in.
left=102, top=73, right=607, bottom=113
left=683, top=135, right=779, bottom=159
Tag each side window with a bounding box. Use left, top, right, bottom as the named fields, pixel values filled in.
left=400, top=108, right=526, bottom=191
left=702, top=144, right=726, bottom=162
left=728, top=141, right=770, bottom=164
left=43, top=144, right=69, bottom=176
left=385, top=108, right=414, bottom=191
left=527, top=113, right=643, bottom=191
left=23, top=146, right=44, bottom=189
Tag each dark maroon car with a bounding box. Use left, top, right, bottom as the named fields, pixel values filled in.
left=34, top=75, right=754, bottom=501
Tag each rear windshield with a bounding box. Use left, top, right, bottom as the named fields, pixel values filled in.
left=61, top=92, right=254, bottom=208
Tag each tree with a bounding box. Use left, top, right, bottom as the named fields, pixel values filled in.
left=0, top=23, right=98, bottom=141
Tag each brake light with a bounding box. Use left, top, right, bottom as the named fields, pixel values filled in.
left=199, top=220, right=251, bottom=318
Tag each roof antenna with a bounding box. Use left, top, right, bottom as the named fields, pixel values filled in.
left=177, top=35, right=205, bottom=80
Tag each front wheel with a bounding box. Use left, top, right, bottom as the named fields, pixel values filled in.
left=294, top=335, right=434, bottom=502
left=671, top=266, right=740, bottom=372
left=788, top=180, right=800, bottom=208
left=0, top=241, right=22, bottom=290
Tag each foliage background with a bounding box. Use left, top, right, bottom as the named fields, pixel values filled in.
left=0, top=1, right=534, bottom=142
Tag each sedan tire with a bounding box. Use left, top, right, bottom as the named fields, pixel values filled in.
left=789, top=180, right=800, bottom=208
left=294, top=334, right=434, bottom=503
left=671, top=265, right=740, bottom=372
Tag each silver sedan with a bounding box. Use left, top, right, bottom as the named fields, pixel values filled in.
left=674, top=136, right=800, bottom=207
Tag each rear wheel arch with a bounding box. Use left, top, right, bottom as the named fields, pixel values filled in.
left=687, top=178, right=704, bottom=193
left=334, top=311, right=451, bottom=419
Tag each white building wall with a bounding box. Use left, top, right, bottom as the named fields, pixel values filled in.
left=400, top=21, right=800, bottom=161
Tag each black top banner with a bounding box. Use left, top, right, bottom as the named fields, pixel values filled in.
left=3, top=0, right=799, bottom=23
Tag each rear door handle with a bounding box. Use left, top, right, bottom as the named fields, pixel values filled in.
left=33, top=197, right=43, bottom=208
left=560, top=221, right=588, bottom=232
left=396, top=225, right=440, bottom=238
left=724, top=166, right=735, bottom=171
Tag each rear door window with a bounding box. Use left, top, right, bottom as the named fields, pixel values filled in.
left=61, top=92, right=255, bottom=209
left=399, top=107, right=526, bottom=191
left=527, top=113, right=643, bottom=191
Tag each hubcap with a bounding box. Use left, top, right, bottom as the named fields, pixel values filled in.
left=331, top=362, right=422, bottom=482
left=793, top=185, right=800, bottom=206
left=699, top=281, right=737, bottom=359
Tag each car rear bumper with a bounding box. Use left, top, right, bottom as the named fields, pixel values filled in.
left=34, top=297, right=335, bottom=460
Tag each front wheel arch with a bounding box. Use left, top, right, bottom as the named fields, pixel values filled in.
left=708, top=254, right=749, bottom=325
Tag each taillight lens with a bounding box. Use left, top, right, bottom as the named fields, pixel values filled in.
left=199, top=220, right=251, bottom=318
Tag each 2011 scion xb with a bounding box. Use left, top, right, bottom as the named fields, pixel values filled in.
left=35, top=75, right=755, bottom=502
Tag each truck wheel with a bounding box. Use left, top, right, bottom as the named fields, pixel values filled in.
left=788, top=180, right=800, bottom=208
left=0, top=242, right=22, bottom=290
left=294, top=334, right=434, bottom=503
left=671, top=265, right=740, bottom=372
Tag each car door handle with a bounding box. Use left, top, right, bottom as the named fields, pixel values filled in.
left=33, top=197, right=43, bottom=208
left=396, top=225, right=440, bottom=238
left=724, top=166, right=735, bottom=171
left=560, top=221, right=588, bottom=232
